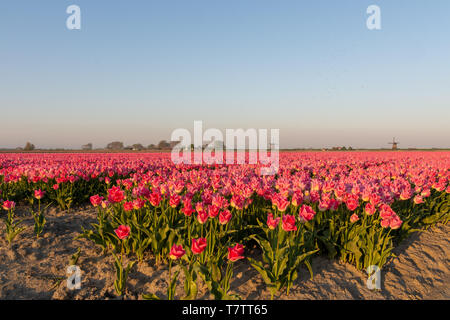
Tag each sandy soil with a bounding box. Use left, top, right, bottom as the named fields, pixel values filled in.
left=0, top=206, right=448, bottom=300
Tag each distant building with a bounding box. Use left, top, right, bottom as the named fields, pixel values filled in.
left=82, top=143, right=93, bottom=151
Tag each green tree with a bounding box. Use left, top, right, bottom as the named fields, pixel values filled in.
left=106, top=141, right=124, bottom=150
left=24, top=142, right=35, bottom=151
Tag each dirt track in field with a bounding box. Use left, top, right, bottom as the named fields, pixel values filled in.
left=0, top=207, right=448, bottom=300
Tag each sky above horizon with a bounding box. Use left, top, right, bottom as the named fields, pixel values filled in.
left=1, top=0, right=449, bottom=149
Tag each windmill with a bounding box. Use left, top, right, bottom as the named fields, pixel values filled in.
left=388, top=137, right=399, bottom=150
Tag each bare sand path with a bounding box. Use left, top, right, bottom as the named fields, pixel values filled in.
left=0, top=207, right=448, bottom=299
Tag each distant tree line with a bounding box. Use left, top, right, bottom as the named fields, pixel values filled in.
left=103, top=140, right=174, bottom=150
left=329, top=146, right=353, bottom=151
left=13, top=140, right=176, bottom=151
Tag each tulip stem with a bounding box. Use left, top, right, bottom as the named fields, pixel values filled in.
left=120, top=240, right=124, bottom=265
left=225, top=261, right=233, bottom=293
left=187, top=216, right=191, bottom=245
left=168, top=259, right=173, bottom=299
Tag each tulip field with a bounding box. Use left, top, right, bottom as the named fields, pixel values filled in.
left=0, top=151, right=449, bottom=299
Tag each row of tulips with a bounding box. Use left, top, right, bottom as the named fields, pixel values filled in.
left=1, top=152, right=449, bottom=298
left=79, top=185, right=448, bottom=298
left=1, top=189, right=49, bottom=244
left=110, top=222, right=245, bottom=299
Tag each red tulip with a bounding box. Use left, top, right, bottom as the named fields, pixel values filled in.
left=364, top=202, right=376, bottom=215
left=191, top=238, right=207, bottom=255
left=169, top=194, right=181, bottom=208
left=345, top=194, right=359, bottom=211
left=115, top=225, right=131, bottom=240
left=133, top=198, right=145, bottom=210
left=299, top=205, right=315, bottom=222
left=181, top=202, right=194, bottom=217
left=267, top=213, right=280, bottom=230
left=208, top=205, right=220, bottom=218
left=123, top=201, right=134, bottom=212
left=169, top=244, right=186, bottom=260
left=108, top=186, right=125, bottom=203
left=148, top=192, right=162, bottom=207
left=197, top=210, right=209, bottom=224
left=413, top=195, right=424, bottom=204
left=2, top=200, right=16, bottom=211
left=350, top=213, right=359, bottom=223
left=276, top=197, right=290, bottom=212
left=219, top=209, right=232, bottom=225
left=369, top=193, right=381, bottom=207
left=291, top=192, right=303, bottom=207
left=90, top=195, right=103, bottom=207
left=227, top=244, right=245, bottom=262
left=282, top=214, right=297, bottom=232
left=389, top=215, right=403, bottom=229
left=34, top=189, right=45, bottom=200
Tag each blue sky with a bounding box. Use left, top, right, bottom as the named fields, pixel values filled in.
left=1, top=0, right=449, bottom=149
